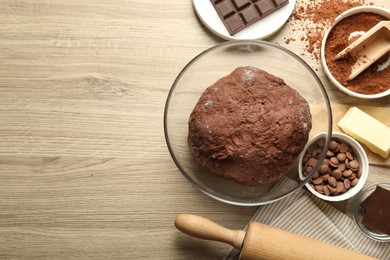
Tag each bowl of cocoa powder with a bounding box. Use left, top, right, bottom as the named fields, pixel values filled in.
left=299, top=132, right=369, bottom=202
left=321, top=6, right=390, bottom=99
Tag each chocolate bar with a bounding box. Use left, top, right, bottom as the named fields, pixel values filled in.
left=210, top=0, right=289, bottom=35
left=361, top=186, right=390, bottom=235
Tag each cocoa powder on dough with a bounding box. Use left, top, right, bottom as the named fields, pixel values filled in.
left=324, top=12, right=390, bottom=95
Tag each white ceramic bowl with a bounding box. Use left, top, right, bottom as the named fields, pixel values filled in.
left=321, top=6, right=390, bottom=99
left=299, top=132, right=369, bottom=202
left=192, top=0, right=296, bottom=40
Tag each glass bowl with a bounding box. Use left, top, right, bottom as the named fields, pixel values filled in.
left=353, top=183, right=390, bottom=242
left=164, top=40, right=332, bottom=206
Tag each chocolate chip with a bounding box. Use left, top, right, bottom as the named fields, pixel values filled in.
left=327, top=184, right=337, bottom=194
left=349, top=160, right=359, bottom=171
left=342, top=169, right=353, bottom=178
left=329, top=157, right=339, bottom=167
left=329, top=140, right=339, bottom=152
left=315, top=184, right=324, bottom=193
left=323, top=185, right=330, bottom=196
left=337, top=163, right=346, bottom=172
left=323, top=158, right=330, bottom=166
left=319, top=164, right=329, bottom=175
left=305, top=165, right=313, bottom=175
left=321, top=173, right=330, bottom=182
left=339, top=143, right=349, bottom=153
left=336, top=153, right=346, bottom=162
left=308, top=157, right=318, bottom=167
left=313, top=178, right=323, bottom=185
left=332, top=169, right=342, bottom=180
left=346, top=151, right=354, bottom=160
left=343, top=178, right=351, bottom=189
left=326, top=150, right=334, bottom=157
left=328, top=176, right=337, bottom=188
left=336, top=181, right=344, bottom=193
left=350, top=178, right=359, bottom=187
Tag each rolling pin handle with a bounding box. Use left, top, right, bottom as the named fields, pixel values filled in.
left=174, top=214, right=245, bottom=250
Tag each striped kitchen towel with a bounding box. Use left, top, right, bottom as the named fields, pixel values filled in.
left=224, top=188, right=389, bottom=259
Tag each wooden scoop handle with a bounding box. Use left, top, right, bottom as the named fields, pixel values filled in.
left=174, top=214, right=245, bottom=250
left=175, top=214, right=376, bottom=260
left=334, top=21, right=390, bottom=60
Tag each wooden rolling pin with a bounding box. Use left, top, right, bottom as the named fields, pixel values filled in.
left=175, top=214, right=376, bottom=260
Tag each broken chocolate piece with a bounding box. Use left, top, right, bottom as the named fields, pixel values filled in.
left=210, top=0, right=289, bottom=35
left=361, top=186, right=390, bottom=235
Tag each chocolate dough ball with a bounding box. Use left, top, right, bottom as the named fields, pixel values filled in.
left=188, top=66, right=312, bottom=185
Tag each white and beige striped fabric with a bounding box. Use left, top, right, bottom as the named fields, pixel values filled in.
left=225, top=188, right=389, bottom=259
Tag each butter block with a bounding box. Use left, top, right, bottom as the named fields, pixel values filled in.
left=338, top=107, right=390, bottom=159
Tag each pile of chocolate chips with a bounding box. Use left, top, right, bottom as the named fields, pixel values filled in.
left=302, top=137, right=362, bottom=196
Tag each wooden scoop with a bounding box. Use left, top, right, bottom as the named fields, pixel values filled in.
left=175, top=214, right=375, bottom=260
left=334, top=21, right=390, bottom=81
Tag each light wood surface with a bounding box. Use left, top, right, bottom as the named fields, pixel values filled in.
left=0, top=1, right=389, bottom=259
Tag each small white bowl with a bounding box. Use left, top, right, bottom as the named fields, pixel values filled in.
left=299, top=132, right=369, bottom=202
left=321, top=6, right=390, bottom=99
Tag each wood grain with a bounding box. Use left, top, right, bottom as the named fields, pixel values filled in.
left=0, top=0, right=389, bottom=259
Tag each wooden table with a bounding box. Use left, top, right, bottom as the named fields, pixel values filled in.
left=0, top=1, right=389, bottom=259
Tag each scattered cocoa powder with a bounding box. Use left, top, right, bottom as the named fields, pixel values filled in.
left=284, top=0, right=371, bottom=60
left=324, top=12, right=390, bottom=95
